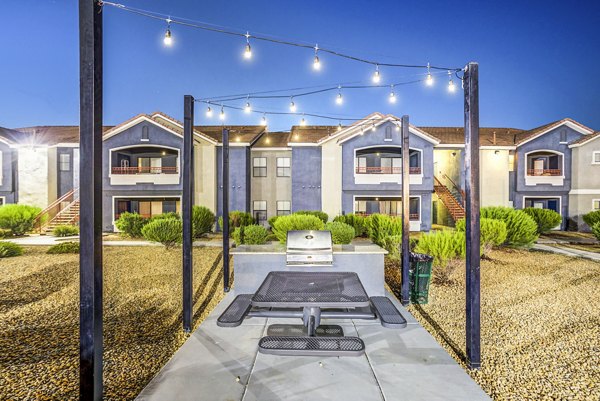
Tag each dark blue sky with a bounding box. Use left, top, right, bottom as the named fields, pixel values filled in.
left=1, top=0, right=599, bottom=131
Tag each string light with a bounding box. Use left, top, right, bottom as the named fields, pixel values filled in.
left=219, top=105, right=226, bottom=120
left=336, top=86, right=343, bottom=105
left=389, top=85, right=396, bottom=103
left=360, top=128, right=365, bottom=136
left=244, top=96, right=252, bottom=113
left=260, top=113, right=267, bottom=126
left=395, top=123, right=400, bottom=131
left=289, top=97, right=297, bottom=112
left=372, top=65, right=381, bottom=83
left=426, top=63, right=434, bottom=86
left=337, top=122, right=342, bottom=131
left=371, top=122, right=376, bottom=131
left=243, top=32, right=252, bottom=59
left=448, top=71, right=456, bottom=93
left=163, top=18, right=173, bottom=46
left=300, top=115, right=307, bottom=126
left=313, top=44, right=321, bottom=70
left=206, top=105, right=213, bottom=118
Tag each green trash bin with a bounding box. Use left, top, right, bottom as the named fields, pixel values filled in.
left=408, top=252, right=433, bottom=304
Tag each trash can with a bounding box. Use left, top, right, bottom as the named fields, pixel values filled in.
left=409, top=252, right=433, bottom=304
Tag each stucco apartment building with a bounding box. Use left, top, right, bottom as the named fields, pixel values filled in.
left=1, top=112, right=598, bottom=232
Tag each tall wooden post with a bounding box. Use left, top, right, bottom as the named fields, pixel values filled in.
left=464, top=62, right=481, bottom=369
left=78, top=0, right=103, bottom=399
left=222, top=128, right=230, bottom=292
left=400, top=115, right=411, bottom=306
left=182, top=95, right=194, bottom=332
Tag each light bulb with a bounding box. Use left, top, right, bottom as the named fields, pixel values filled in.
left=294, top=134, right=300, bottom=140
left=313, top=45, right=321, bottom=70
left=235, top=136, right=241, bottom=142
left=395, top=124, right=400, bottom=131
left=337, top=122, right=342, bottom=131
left=448, top=71, right=456, bottom=93
left=260, top=115, right=267, bottom=126
left=372, top=65, right=381, bottom=83
left=360, top=128, right=365, bottom=136
left=244, top=33, right=252, bottom=59
left=300, top=116, right=307, bottom=126
left=244, top=102, right=251, bottom=113
left=426, top=63, right=434, bottom=86
left=336, top=86, right=343, bottom=105
left=219, top=106, right=225, bottom=120
left=371, top=123, right=376, bottom=132
left=164, top=29, right=173, bottom=46
left=289, top=99, right=297, bottom=112
left=206, top=106, right=213, bottom=118
left=389, top=86, right=397, bottom=104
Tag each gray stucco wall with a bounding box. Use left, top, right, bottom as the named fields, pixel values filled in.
left=217, top=146, right=250, bottom=218
left=291, top=146, right=322, bottom=211
left=513, top=192, right=568, bottom=229
left=0, top=143, right=16, bottom=204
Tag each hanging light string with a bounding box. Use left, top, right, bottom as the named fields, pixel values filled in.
left=100, top=1, right=462, bottom=72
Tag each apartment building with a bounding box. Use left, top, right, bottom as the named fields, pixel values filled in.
left=0, top=112, right=598, bottom=231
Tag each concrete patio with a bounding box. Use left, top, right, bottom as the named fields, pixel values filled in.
left=135, top=291, right=490, bottom=401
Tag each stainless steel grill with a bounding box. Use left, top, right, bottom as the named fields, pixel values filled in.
left=286, top=230, right=333, bottom=266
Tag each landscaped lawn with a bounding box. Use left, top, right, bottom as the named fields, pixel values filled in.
left=0, top=246, right=226, bottom=400
left=387, top=248, right=600, bottom=400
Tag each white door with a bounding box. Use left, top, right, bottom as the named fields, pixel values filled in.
left=533, top=159, right=544, bottom=175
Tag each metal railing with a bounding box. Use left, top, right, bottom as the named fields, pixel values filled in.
left=111, top=166, right=178, bottom=175
left=33, top=188, right=79, bottom=232
left=355, top=166, right=421, bottom=174
left=527, top=169, right=562, bottom=176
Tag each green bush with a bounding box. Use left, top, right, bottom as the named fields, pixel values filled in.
left=0, top=241, right=24, bottom=258
left=233, top=224, right=269, bottom=245
left=456, top=218, right=508, bottom=256
left=192, top=206, right=215, bottom=238
left=583, top=210, right=600, bottom=229
left=47, top=241, right=80, bottom=254
left=52, top=225, right=79, bottom=237
left=115, top=212, right=148, bottom=237
left=522, top=208, right=562, bottom=234
left=149, top=212, right=180, bottom=222
left=295, top=210, right=329, bottom=223
left=382, top=234, right=403, bottom=260
left=480, top=206, right=538, bottom=247
left=366, top=214, right=403, bottom=247
left=272, top=214, right=325, bottom=243
left=141, top=218, right=183, bottom=249
left=268, top=215, right=279, bottom=228
left=324, top=221, right=355, bottom=244
left=0, top=204, right=42, bottom=236
left=265, top=233, right=278, bottom=242
left=218, top=211, right=254, bottom=234
left=333, top=214, right=367, bottom=237
left=592, top=222, right=600, bottom=241
left=414, top=230, right=465, bottom=284
left=0, top=228, right=11, bottom=239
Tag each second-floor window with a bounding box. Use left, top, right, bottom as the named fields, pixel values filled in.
left=253, top=157, right=267, bottom=177
left=593, top=199, right=600, bottom=210
left=277, top=157, right=291, bottom=177
left=59, top=153, right=71, bottom=171
left=277, top=201, right=291, bottom=216
left=253, top=200, right=267, bottom=224
left=593, top=152, right=600, bottom=165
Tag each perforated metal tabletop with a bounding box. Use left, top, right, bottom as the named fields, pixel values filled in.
left=251, top=271, right=371, bottom=308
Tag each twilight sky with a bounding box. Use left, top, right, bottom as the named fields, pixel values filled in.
left=1, top=0, right=599, bottom=131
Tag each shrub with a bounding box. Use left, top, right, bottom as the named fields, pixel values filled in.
left=0, top=204, right=42, bottom=236
left=324, top=221, right=355, bottom=244
left=592, top=222, right=600, bottom=241
left=234, top=224, right=269, bottom=245
left=268, top=215, right=279, bottom=228
left=414, top=230, right=465, bottom=284
left=265, top=233, right=278, bottom=242
left=456, top=218, right=507, bottom=256
left=218, top=211, right=254, bottom=234
left=522, top=207, right=562, bottom=234
left=272, top=214, right=325, bottom=243
left=480, top=206, right=538, bottom=247
left=149, top=212, right=180, bottom=222
left=47, top=241, right=80, bottom=254
left=295, top=210, right=329, bottom=223
left=52, top=225, right=79, bottom=237
left=583, top=210, right=600, bottom=229
left=115, top=212, right=148, bottom=238
left=192, top=206, right=215, bottom=238
left=141, top=218, right=183, bottom=249
left=0, top=228, right=11, bottom=239
left=0, top=241, right=24, bottom=258
left=366, top=214, right=403, bottom=247
left=333, top=214, right=367, bottom=237
left=382, top=234, right=403, bottom=260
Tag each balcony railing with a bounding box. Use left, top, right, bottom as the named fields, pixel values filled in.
left=355, top=166, right=422, bottom=174
left=356, top=212, right=420, bottom=220
left=111, top=166, right=178, bottom=175
left=526, top=169, right=562, bottom=176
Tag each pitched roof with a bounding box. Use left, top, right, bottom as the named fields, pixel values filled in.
left=289, top=126, right=340, bottom=144
left=253, top=131, right=291, bottom=148
left=0, top=125, right=113, bottom=146
left=569, top=131, right=600, bottom=146
left=195, top=126, right=266, bottom=143
left=418, top=127, right=524, bottom=146
left=515, top=118, right=594, bottom=145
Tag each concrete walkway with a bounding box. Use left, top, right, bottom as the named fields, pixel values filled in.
left=135, top=292, right=490, bottom=401
left=533, top=243, right=600, bottom=262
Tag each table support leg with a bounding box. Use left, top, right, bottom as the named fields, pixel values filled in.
left=303, top=307, right=321, bottom=337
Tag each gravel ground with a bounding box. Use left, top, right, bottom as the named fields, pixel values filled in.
left=0, top=246, right=226, bottom=400
left=386, top=248, right=600, bottom=401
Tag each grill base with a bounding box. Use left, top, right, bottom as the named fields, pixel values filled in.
left=258, top=336, right=365, bottom=357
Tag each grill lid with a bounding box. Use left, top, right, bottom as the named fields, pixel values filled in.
left=286, top=230, right=333, bottom=266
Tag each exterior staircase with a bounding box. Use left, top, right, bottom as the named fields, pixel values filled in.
left=33, top=188, right=80, bottom=235
left=434, top=176, right=465, bottom=222
left=43, top=200, right=80, bottom=234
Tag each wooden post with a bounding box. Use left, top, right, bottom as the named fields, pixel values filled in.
left=222, top=128, right=230, bottom=292
left=400, top=116, right=411, bottom=306
left=182, top=95, right=194, bottom=332
left=464, top=62, right=481, bottom=369
left=78, top=0, right=103, bottom=399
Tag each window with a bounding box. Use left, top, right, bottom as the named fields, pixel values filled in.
left=141, top=126, right=149, bottom=141
left=138, top=157, right=162, bottom=173
left=253, top=200, right=267, bottom=224
left=253, top=157, right=267, bottom=177
left=560, top=129, right=567, bottom=143
left=276, top=157, right=291, bottom=177
left=384, top=126, right=392, bottom=141
left=0, top=197, right=4, bottom=206
left=277, top=201, right=291, bottom=216
left=593, top=200, right=600, bottom=210
left=0, top=151, right=3, bottom=183
left=593, top=152, right=600, bottom=165
left=59, top=153, right=71, bottom=171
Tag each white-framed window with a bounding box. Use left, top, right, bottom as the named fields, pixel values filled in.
left=253, top=200, right=267, bottom=224
left=141, top=126, right=150, bottom=141
left=0, top=197, right=5, bottom=206
left=276, top=157, right=291, bottom=177
left=277, top=201, right=291, bottom=216
left=592, top=151, right=600, bottom=165
left=59, top=153, right=71, bottom=171
left=0, top=150, right=3, bottom=184
left=593, top=199, right=600, bottom=210
left=253, top=157, right=267, bottom=177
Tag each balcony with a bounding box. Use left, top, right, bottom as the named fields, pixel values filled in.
left=111, top=166, right=178, bottom=175
left=355, top=166, right=422, bottom=175
left=354, top=147, right=422, bottom=185
left=525, top=151, right=564, bottom=186
left=109, top=146, right=180, bottom=186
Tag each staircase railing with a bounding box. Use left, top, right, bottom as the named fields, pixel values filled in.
left=33, top=188, right=79, bottom=232
left=440, top=174, right=465, bottom=205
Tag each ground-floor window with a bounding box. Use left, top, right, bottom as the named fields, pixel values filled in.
left=0, top=197, right=4, bottom=206
left=114, top=197, right=181, bottom=220
left=593, top=199, right=600, bottom=210
left=253, top=200, right=267, bottom=225
left=354, top=197, right=420, bottom=220
left=524, top=197, right=560, bottom=214
left=277, top=200, right=291, bottom=216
